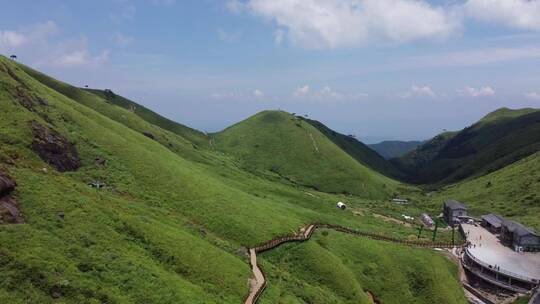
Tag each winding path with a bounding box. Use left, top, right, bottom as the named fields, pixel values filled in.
left=243, top=223, right=464, bottom=304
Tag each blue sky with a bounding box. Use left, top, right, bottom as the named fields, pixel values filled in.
left=2, top=0, right=540, bottom=143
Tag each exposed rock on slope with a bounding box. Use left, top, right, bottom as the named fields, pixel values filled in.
left=29, top=120, right=81, bottom=172
left=0, top=171, right=23, bottom=224
left=0, top=171, right=16, bottom=196
left=15, top=87, right=49, bottom=112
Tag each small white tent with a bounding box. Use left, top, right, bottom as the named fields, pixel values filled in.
left=337, top=202, right=347, bottom=210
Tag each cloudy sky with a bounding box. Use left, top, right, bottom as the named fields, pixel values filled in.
left=2, top=0, right=540, bottom=143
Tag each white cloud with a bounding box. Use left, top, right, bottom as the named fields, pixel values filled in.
left=320, top=86, right=342, bottom=99
left=402, top=85, right=437, bottom=98
left=112, top=32, right=134, bottom=46
left=0, top=21, right=109, bottom=69
left=52, top=49, right=110, bottom=68
left=0, top=31, right=27, bottom=48
left=231, top=0, right=461, bottom=49
left=217, top=28, right=242, bottom=43
left=465, top=0, right=540, bottom=31
left=293, top=85, right=310, bottom=97
left=0, top=21, right=58, bottom=50
left=525, top=92, right=540, bottom=101
left=458, top=86, right=495, bottom=97
left=293, top=85, right=367, bottom=101
left=253, top=89, right=265, bottom=98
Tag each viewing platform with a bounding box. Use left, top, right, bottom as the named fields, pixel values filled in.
left=461, top=224, right=540, bottom=293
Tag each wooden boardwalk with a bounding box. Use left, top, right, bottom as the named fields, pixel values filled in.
left=243, top=223, right=464, bottom=304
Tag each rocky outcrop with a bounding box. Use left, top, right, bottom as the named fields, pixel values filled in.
left=29, top=120, right=81, bottom=172
left=94, top=156, right=107, bottom=167
left=142, top=132, right=155, bottom=140
left=0, top=171, right=23, bottom=224
left=0, top=171, right=16, bottom=197
left=16, top=88, right=49, bottom=110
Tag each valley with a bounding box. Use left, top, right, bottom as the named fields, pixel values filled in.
left=0, top=55, right=539, bottom=304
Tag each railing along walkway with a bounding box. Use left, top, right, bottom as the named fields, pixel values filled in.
left=243, top=223, right=465, bottom=304
left=463, top=248, right=538, bottom=284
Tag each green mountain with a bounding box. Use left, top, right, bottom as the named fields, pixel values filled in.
left=213, top=111, right=399, bottom=198
left=368, top=140, right=424, bottom=159
left=392, top=107, right=540, bottom=184
left=304, top=118, right=404, bottom=178
left=478, top=107, right=538, bottom=124
left=0, top=56, right=465, bottom=303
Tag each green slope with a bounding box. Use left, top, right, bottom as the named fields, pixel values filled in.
left=304, top=118, right=404, bottom=179
left=391, top=131, right=458, bottom=181
left=478, top=107, right=538, bottom=124
left=261, top=230, right=466, bottom=304
left=16, top=62, right=213, bottom=165
left=368, top=140, right=424, bottom=160
left=433, top=151, right=540, bottom=231
left=213, top=111, right=399, bottom=198
left=84, top=88, right=209, bottom=148
left=0, top=56, right=465, bottom=303
left=393, top=107, right=540, bottom=184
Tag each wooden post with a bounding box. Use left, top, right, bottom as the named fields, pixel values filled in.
left=452, top=225, right=455, bottom=246
left=432, top=218, right=439, bottom=242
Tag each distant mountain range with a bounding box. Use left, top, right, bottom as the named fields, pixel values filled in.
left=392, top=107, right=540, bottom=185
left=369, top=140, right=424, bottom=159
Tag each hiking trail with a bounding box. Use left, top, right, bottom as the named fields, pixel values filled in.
left=243, top=223, right=464, bottom=304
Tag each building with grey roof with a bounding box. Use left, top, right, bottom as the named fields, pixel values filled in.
left=481, top=213, right=504, bottom=233
left=443, top=200, right=468, bottom=226
left=501, top=220, right=540, bottom=252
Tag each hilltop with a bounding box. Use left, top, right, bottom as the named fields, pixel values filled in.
left=0, top=56, right=465, bottom=303
left=392, top=107, right=540, bottom=184
left=369, top=140, right=424, bottom=159
left=478, top=107, right=538, bottom=124
left=212, top=111, right=400, bottom=198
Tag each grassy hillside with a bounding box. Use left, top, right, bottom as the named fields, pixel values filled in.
left=391, top=132, right=457, bottom=181
left=393, top=108, right=540, bottom=184
left=304, top=118, right=404, bottom=179
left=395, top=150, right=540, bottom=231
left=434, top=151, right=540, bottom=231
left=213, top=111, right=399, bottom=198
left=84, top=88, right=209, bottom=148
left=260, top=230, right=466, bottom=304
left=478, top=107, right=538, bottom=124
left=0, top=56, right=465, bottom=303
left=16, top=63, right=214, bottom=165
left=369, top=140, right=424, bottom=160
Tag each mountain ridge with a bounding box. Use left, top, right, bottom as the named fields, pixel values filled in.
left=369, top=140, right=424, bottom=159
left=392, top=107, right=540, bottom=185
